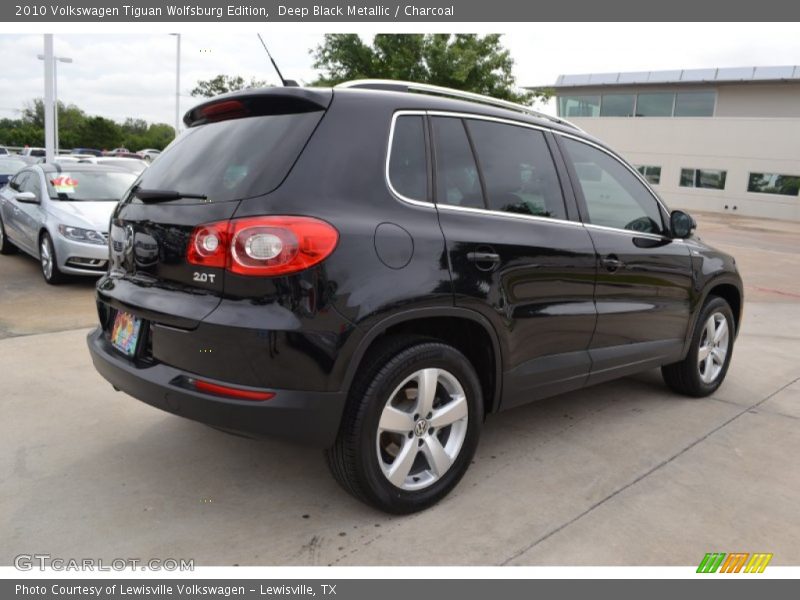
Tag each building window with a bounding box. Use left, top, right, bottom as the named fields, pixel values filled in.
left=680, top=168, right=727, bottom=190
left=558, top=95, right=600, bottom=117
left=674, top=92, right=715, bottom=117
left=747, top=173, right=800, bottom=197
left=635, top=93, right=674, bottom=117
left=637, top=165, right=662, bottom=185
left=600, top=94, right=635, bottom=117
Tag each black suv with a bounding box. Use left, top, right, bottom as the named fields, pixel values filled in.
left=88, top=81, right=743, bottom=513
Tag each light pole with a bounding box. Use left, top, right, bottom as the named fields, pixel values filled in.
left=38, top=52, right=73, bottom=154
left=170, top=33, right=181, bottom=136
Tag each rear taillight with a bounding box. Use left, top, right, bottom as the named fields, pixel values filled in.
left=187, top=216, right=339, bottom=277
left=187, top=221, right=229, bottom=268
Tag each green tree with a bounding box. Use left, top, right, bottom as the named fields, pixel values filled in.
left=78, top=116, right=121, bottom=150
left=190, top=74, right=269, bottom=97
left=310, top=34, right=546, bottom=104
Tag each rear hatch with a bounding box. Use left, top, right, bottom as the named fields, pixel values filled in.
left=100, top=89, right=332, bottom=328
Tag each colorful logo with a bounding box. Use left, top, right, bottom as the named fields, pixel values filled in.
left=697, top=552, right=773, bottom=573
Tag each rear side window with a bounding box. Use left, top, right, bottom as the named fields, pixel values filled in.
left=136, top=112, right=324, bottom=203
left=431, top=117, right=484, bottom=209
left=465, top=120, right=566, bottom=220
left=388, top=115, right=428, bottom=201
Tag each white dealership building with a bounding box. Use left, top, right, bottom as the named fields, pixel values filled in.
left=533, top=66, right=800, bottom=221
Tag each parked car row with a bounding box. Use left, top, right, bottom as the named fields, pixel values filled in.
left=0, top=146, right=161, bottom=161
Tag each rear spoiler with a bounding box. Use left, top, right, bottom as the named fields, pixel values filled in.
left=184, top=88, right=333, bottom=128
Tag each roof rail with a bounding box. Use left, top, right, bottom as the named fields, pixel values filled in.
left=335, top=79, right=583, bottom=132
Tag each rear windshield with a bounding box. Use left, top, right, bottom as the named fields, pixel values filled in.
left=135, top=112, right=324, bottom=203
left=47, top=171, right=137, bottom=201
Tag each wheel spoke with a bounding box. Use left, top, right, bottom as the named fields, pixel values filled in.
left=386, top=439, right=418, bottom=487
left=703, top=317, right=715, bottom=345
left=422, top=436, right=452, bottom=477
left=430, top=394, right=467, bottom=428
left=379, top=405, right=414, bottom=434
left=698, top=344, right=712, bottom=361
left=713, top=318, right=728, bottom=344
left=704, top=354, right=714, bottom=375
left=415, top=368, right=439, bottom=416
left=711, top=347, right=726, bottom=365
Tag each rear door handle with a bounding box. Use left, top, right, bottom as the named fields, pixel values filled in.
left=601, top=254, right=625, bottom=272
left=466, top=250, right=501, bottom=272
left=467, top=251, right=500, bottom=263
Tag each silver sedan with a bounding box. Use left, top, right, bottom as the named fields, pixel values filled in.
left=0, top=163, right=137, bottom=284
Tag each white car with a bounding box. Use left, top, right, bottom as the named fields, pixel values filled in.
left=137, top=148, right=161, bottom=162
left=19, top=147, right=46, bottom=158
left=0, top=162, right=137, bottom=283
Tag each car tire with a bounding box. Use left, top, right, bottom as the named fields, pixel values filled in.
left=39, top=232, right=66, bottom=285
left=0, top=216, right=16, bottom=254
left=327, top=336, right=483, bottom=514
left=662, top=295, right=735, bottom=397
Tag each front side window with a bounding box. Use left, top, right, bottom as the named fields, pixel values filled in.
left=558, top=95, right=600, bottom=117
left=680, top=168, right=727, bottom=190
left=465, top=119, right=566, bottom=219
left=674, top=92, right=715, bottom=117
left=20, top=171, right=41, bottom=197
left=431, top=117, right=484, bottom=209
left=561, top=138, right=665, bottom=235
left=9, top=171, right=29, bottom=191
left=637, top=165, right=662, bottom=185
left=600, top=94, right=635, bottom=117
left=388, top=115, right=428, bottom=201
left=747, top=173, right=800, bottom=197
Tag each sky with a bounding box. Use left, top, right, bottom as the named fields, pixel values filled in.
left=0, top=23, right=798, bottom=127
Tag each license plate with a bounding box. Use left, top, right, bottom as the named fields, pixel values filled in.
left=111, top=311, right=142, bottom=357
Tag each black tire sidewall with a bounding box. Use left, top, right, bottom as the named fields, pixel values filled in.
left=355, top=343, right=482, bottom=513
left=687, top=297, right=735, bottom=395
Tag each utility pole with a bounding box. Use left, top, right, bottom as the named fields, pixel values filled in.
left=43, top=35, right=55, bottom=163
left=171, top=33, right=181, bottom=135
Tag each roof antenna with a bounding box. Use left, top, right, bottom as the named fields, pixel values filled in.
left=257, top=34, right=298, bottom=87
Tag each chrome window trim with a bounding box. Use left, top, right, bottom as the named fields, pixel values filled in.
left=384, top=110, right=678, bottom=238
left=435, top=202, right=585, bottom=229
left=385, top=110, right=436, bottom=209
left=583, top=222, right=671, bottom=242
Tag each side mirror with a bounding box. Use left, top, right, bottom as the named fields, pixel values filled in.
left=15, top=191, right=38, bottom=204
left=670, top=210, right=696, bottom=239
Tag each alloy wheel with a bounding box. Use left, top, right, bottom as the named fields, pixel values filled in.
left=40, top=237, right=53, bottom=280
left=697, top=312, right=729, bottom=384
left=376, top=368, right=469, bottom=491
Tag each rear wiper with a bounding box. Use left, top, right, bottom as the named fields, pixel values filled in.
left=133, top=187, right=207, bottom=202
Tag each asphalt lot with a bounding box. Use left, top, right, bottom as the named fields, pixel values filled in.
left=1, top=211, right=799, bottom=566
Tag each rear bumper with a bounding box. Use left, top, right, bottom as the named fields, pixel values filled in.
left=87, top=327, right=346, bottom=447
